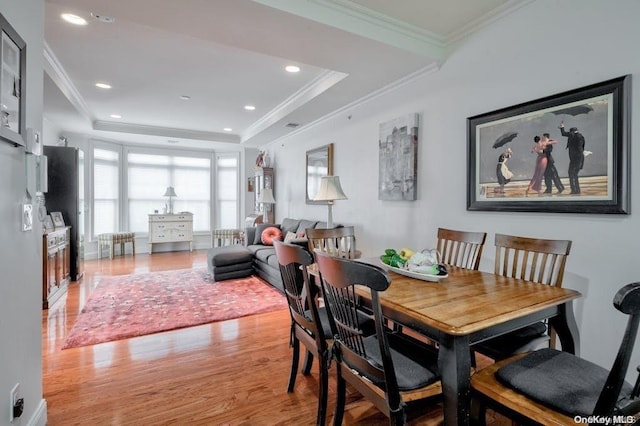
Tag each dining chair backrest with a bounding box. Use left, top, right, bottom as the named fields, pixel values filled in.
left=273, top=239, right=331, bottom=425
left=306, top=226, right=357, bottom=259
left=436, top=227, right=487, bottom=270
left=273, top=240, right=324, bottom=351
left=494, top=233, right=572, bottom=287
left=315, top=251, right=406, bottom=413
left=315, top=251, right=442, bottom=423
left=314, top=250, right=390, bottom=379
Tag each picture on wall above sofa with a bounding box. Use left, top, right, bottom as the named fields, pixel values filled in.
left=467, top=75, right=630, bottom=215
left=378, top=112, right=419, bottom=201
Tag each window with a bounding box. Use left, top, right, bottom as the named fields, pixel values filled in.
left=216, top=154, right=239, bottom=229
left=93, top=148, right=120, bottom=236
left=127, top=152, right=211, bottom=233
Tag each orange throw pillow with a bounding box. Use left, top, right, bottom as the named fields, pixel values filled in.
left=261, top=226, right=283, bottom=246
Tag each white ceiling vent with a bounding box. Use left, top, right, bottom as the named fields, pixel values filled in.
left=285, top=123, right=300, bottom=128
left=91, top=13, right=115, bottom=23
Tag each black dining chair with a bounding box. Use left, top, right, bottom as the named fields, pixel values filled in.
left=273, top=240, right=332, bottom=426
left=314, top=251, right=442, bottom=425
left=471, top=282, right=640, bottom=425
left=472, top=233, right=572, bottom=362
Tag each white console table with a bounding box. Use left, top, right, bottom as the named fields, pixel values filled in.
left=148, top=213, right=193, bottom=253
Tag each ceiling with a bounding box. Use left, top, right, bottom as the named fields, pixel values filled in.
left=43, top=0, right=524, bottom=150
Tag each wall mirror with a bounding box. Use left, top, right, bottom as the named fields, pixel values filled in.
left=306, top=143, right=333, bottom=204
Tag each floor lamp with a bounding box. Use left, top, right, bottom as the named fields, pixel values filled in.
left=257, top=187, right=276, bottom=224
left=313, top=176, right=347, bottom=228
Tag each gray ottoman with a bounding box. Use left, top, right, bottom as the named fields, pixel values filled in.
left=207, top=245, right=254, bottom=281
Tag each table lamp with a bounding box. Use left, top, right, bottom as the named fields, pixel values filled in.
left=257, top=187, right=276, bottom=223
left=313, top=176, right=347, bottom=228
left=164, top=186, right=177, bottom=214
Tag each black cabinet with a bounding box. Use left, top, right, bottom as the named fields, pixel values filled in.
left=44, top=146, right=84, bottom=281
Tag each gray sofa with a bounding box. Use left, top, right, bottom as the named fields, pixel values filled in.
left=244, top=218, right=332, bottom=292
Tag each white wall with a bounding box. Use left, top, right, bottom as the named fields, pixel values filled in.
left=269, top=0, right=640, bottom=374
left=0, top=0, right=47, bottom=425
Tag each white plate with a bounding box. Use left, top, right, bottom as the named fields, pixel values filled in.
left=380, top=261, right=448, bottom=282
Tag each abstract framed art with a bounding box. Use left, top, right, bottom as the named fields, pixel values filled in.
left=467, top=75, right=630, bottom=214
left=379, top=113, right=419, bottom=201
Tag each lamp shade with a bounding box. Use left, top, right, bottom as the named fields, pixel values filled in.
left=163, top=186, right=177, bottom=197
left=257, top=187, right=276, bottom=204
left=314, top=176, right=348, bottom=201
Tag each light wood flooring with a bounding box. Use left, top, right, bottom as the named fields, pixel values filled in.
left=43, top=250, right=508, bottom=425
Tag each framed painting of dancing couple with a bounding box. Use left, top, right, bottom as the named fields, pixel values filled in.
left=467, top=75, right=630, bottom=214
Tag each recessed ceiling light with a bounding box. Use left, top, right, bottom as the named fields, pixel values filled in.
left=180, top=95, right=191, bottom=101
left=110, top=114, right=122, bottom=119
left=244, top=105, right=256, bottom=111
left=61, top=13, right=88, bottom=26
left=223, top=127, right=233, bottom=132
left=95, top=82, right=112, bottom=89
left=285, top=65, right=300, bottom=73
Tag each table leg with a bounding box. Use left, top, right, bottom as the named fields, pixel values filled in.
left=549, top=301, right=580, bottom=356
left=438, top=334, right=471, bottom=426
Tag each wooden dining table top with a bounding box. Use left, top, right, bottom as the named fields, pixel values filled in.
left=378, top=266, right=582, bottom=335
left=309, top=260, right=582, bottom=336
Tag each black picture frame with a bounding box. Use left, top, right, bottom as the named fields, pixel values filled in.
left=467, top=75, right=630, bottom=214
left=0, top=13, right=26, bottom=147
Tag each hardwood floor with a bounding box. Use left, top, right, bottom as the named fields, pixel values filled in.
left=43, top=250, right=507, bottom=425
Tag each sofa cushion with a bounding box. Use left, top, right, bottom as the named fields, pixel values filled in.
left=261, top=226, right=282, bottom=245
left=280, top=218, right=301, bottom=235
left=254, top=247, right=276, bottom=263
left=207, top=245, right=253, bottom=267
left=283, top=231, right=297, bottom=243
left=267, top=253, right=280, bottom=270
left=296, top=220, right=318, bottom=236
left=253, top=223, right=279, bottom=244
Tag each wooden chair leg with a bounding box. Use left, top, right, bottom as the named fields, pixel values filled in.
left=390, top=409, right=406, bottom=426
left=317, top=356, right=329, bottom=426
left=333, top=366, right=346, bottom=426
left=287, top=338, right=300, bottom=393
left=470, top=395, right=488, bottom=426
left=302, top=350, right=314, bottom=375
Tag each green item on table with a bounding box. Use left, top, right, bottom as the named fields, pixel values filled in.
left=382, top=253, right=405, bottom=268
left=384, top=248, right=397, bottom=256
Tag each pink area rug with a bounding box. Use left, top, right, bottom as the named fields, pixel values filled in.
left=63, top=268, right=286, bottom=349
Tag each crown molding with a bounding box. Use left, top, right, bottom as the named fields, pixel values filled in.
left=93, top=121, right=241, bottom=143
left=43, top=41, right=94, bottom=123
left=267, top=62, right=440, bottom=148
left=445, top=0, right=535, bottom=45
left=241, top=69, right=348, bottom=143
left=254, top=0, right=446, bottom=62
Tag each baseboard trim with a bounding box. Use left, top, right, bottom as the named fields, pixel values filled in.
left=28, top=398, right=47, bottom=426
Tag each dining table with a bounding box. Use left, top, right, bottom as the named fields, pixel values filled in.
left=310, top=259, right=583, bottom=426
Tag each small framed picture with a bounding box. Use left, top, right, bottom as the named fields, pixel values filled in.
left=50, top=211, right=65, bottom=228
left=43, top=215, right=54, bottom=232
